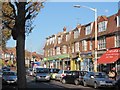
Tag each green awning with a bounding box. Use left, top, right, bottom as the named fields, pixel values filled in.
left=43, top=54, right=70, bottom=61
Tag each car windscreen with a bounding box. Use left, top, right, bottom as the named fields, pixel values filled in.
left=64, top=71, right=71, bottom=74
left=50, top=69, right=60, bottom=73
left=36, top=68, right=49, bottom=73
left=3, top=72, right=16, bottom=76
left=95, top=73, right=108, bottom=78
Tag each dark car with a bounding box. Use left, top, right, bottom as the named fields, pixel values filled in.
left=114, top=77, right=120, bottom=90
left=2, top=71, right=17, bottom=84
left=114, top=71, right=120, bottom=90
left=2, top=66, right=10, bottom=71
left=61, top=70, right=87, bottom=85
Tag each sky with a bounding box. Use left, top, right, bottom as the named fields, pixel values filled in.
left=6, top=1, right=118, bottom=54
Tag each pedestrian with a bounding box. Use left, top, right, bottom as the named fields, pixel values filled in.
left=108, top=70, right=117, bottom=80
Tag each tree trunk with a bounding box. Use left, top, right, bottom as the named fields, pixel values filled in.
left=16, top=35, right=26, bottom=89
left=16, top=2, right=26, bottom=89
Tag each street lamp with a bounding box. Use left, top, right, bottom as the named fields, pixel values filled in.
left=73, top=5, right=98, bottom=72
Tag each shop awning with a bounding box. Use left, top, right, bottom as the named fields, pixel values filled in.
left=97, top=48, right=120, bottom=64
left=43, top=54, right=69, bottom=61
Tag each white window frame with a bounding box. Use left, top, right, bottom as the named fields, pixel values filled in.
left=85, top=25, right=91, bottom=35
left=53, top=48, right=55, bottom=56
left=75, top=42, right=79, bottom=52
left=62, top=45, right=67, bottom=54
left=115, top=34, right=120, bottom=47
left=98, top=21, right=107, bottom=32
left=117, top=16, right=120, bottom=27
left=89, top=41, right=92, bottom=50
left=48, top=50, right=50, bottom=57
left=82, top=40, right=87, bottom=51
left=74, top=30, right=79, bottom=39
left=72, top=45, right=74, bottom=53
left=66, top=33, right=70, bottom=41
left=50, top=48, right=52, bottom=56
left=98, top=37, right=106, bottom=50
left=58, top=36, right=61, bottom=44
left=56, top=47, right=61, bottom=55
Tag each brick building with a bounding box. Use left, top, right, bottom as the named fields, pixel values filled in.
left=43, top=10, right=120, bottom=72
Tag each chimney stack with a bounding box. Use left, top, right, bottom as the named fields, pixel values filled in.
left=63, top=27, right=66, bottom=33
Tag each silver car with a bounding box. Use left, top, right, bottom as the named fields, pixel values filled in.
left=55, top=70, right=70, bottom=81
left=26, top=68, right=34, bottom=76
left=2, top=71, right=17, bottom=84
left=83, top=72, right=114, bottom=88
left=34, top=68, right=50, bottom=82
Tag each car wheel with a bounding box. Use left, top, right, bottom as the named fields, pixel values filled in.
left=74, top=79, right=79, bottom=85
left=83, top=81, right=87, bottom=87
left=94, top=82, right=98, bottom=89
left=62, top=79, right=66, bottom=84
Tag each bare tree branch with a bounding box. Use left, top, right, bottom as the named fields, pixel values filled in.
left=25, top=12, right=31, bottom=20
left=4, top=22, right=13, bottom=30
left=14, top=0, right=18, bottom=7
left=25, top=3, right=33, bottom=13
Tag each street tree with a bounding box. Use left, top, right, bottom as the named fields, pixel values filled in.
left=2, top=0, right=44, bottom=88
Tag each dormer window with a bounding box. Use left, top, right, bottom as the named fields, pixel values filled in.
left=56, top=47, right=61, bottom=55
left=58, top=36, right=61, bottom=44
left=117, top=16, right=120, bottom=27
left=98, top=21, right=107, bottom=32
left=74, top=30, right=79, bottom=39
left=85, top=23, right=92, bottom=35
left=66, top=33, right=70, bottom=41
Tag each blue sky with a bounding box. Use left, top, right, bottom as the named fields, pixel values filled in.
left=7, top=2, right=118, bottom=54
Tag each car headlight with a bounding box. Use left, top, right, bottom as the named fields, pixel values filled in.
left=36, top=76, right=40, bottom=78
left=14, top=78, right=17, bottom=81
left=45, top=75, right=50, bottom=79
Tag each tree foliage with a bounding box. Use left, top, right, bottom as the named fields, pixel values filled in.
left=2, top=0, right=45, bottom=88
left=2, top=0, right=44, bottom=42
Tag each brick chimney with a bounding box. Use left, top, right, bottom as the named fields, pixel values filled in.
left=63, top=27, right=66, bottom=33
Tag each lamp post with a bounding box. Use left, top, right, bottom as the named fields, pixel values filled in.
left=74, top=5, right=98, bottom=72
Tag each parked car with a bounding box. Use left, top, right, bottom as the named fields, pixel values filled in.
left=2, top=71, right=17, bottom=84
left=114, top=71, right=120, bottom=90
left=49, top=68, right=60, bottom=79
left=26, top=68, right=34, bottom=76
left=2, top=66, right=10, bottom=71
left=34, top=68, right=51, bottom=82
left=114, top=77, right=120, bottom=90
left=0, top=69, right=2, bottom=77
left=55, top=70, right=70, bottom=81
left=83, top=72, right=114, bottom=89
left=61, top=70, right=87, bottom=85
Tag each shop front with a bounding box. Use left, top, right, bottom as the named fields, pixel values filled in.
left=97, top=48, right=120, bottom=73
left=80, top=52, right=93, bottom=71
left=43, top=53, right=69, bottom=69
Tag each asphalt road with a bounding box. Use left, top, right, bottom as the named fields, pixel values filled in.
left=0, top=77, right=2, bottom=90
left=2, top=76, right=116, bottom=90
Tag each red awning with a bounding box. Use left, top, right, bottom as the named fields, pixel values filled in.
left=97, top=48, right=120, bottom=64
